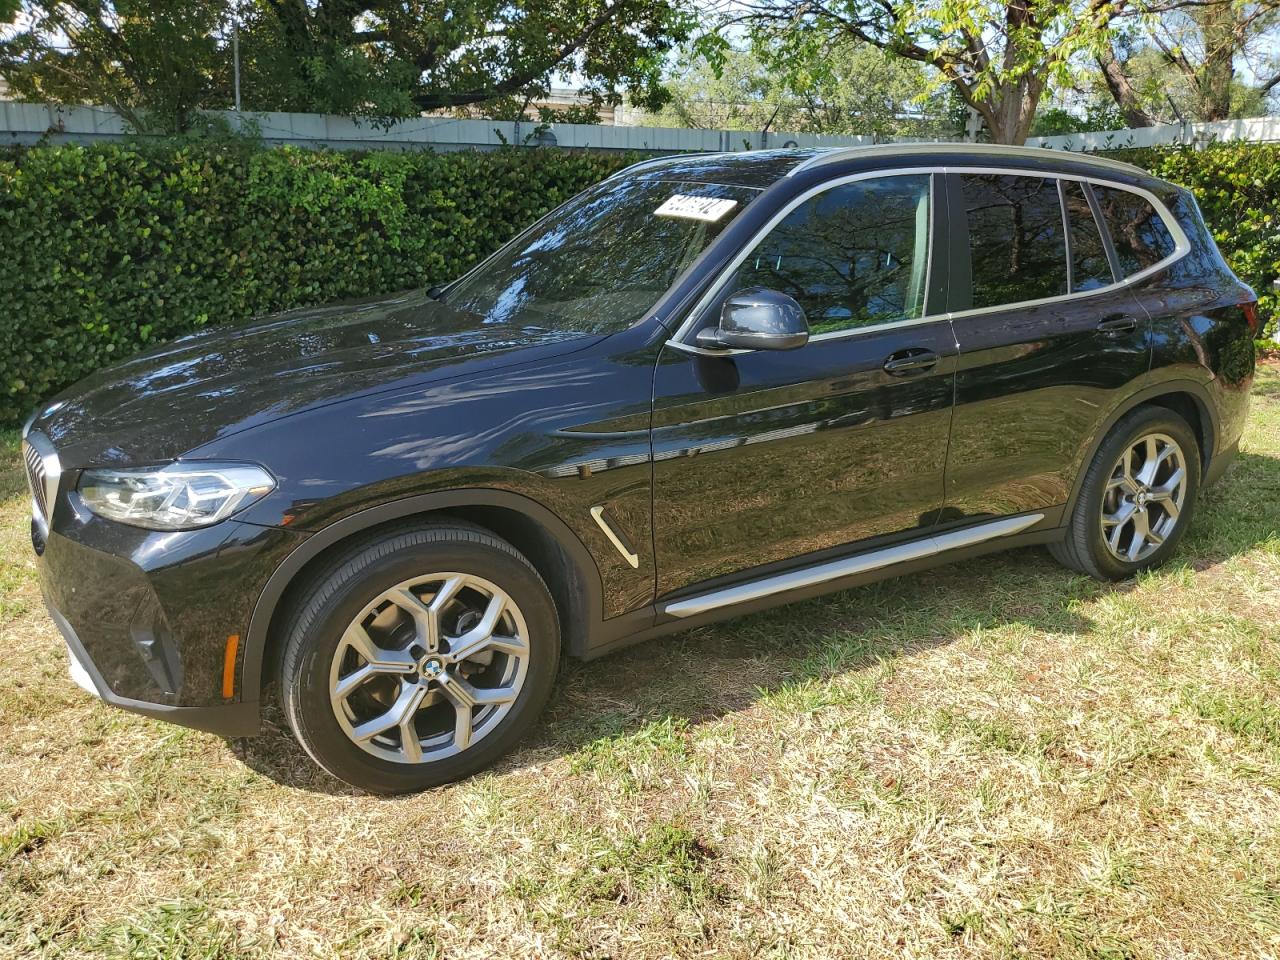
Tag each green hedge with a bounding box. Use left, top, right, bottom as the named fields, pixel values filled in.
left=1111, top=143, right=1280, bottom=344
left=1, top=140, right=1276, bottom=428
left=0, top=143, right=634, bottom=426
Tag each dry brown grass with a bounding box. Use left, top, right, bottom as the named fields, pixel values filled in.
left=2, top=367, right=1280, bottom=959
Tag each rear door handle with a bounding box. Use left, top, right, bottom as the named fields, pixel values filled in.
left=883, top=349, right=939, bottom=375
left=1097, top=314, right=1138, bottom=335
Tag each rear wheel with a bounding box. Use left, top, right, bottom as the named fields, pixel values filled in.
left=1050, top=406, right=1200, bottom=581
left=279, top=522, right=559, bottom=794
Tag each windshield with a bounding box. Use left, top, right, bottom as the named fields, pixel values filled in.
left=443, top=177, right=759, bottom=335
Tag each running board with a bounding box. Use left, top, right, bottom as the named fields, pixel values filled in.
left=662, top=513, right=1045, bottom=619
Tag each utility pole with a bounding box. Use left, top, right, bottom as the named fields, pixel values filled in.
left=232, top=1, right=242, bottom=112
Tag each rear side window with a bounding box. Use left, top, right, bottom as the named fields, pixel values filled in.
left=1091, top=185, right=1178, bottom=277
left=960, top=174, right=1067, bottom=309
left=1060, top=180, right=1114, bottom=292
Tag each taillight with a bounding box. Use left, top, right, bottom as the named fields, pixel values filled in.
left=1242, top=299, right=1259, bottom=333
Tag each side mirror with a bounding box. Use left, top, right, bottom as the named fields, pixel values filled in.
left=695, top=287, right=809, bottom=351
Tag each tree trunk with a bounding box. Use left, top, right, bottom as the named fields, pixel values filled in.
left=1197, top=2, right=1235, bottom=121
left=1097, top=49, right=1156, bottom=127
left=986, top=75, right=1043, bottom=144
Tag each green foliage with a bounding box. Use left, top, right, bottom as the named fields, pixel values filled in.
left=644, top=44, right=955, bottom=138
left=735, top=0, right=1133, bottom=144
left=0, top=143, right=633, bottom=425
left=250, top=0, right=697, bottom=119
left=0, top=1, right=230, bottom=133
left=1031, top=108, right=1096, bottom=138
left=0, top=1, right=697, bottom=128
left=3, top=139, right=1278, bottom=428
left=1111, top=143, right=1280, bottom=343
left=536, top=104, right=605, bottom=126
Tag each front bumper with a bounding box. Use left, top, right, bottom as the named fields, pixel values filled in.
left=50, top=601, right=260, bottom=737
left=34, top=493, right=306, bottom=737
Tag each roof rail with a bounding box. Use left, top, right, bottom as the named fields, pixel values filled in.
left=787, top=143, right=1149, bottom=178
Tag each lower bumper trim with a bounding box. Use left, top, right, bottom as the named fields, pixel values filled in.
left=47, top=601, right=261, bottom=739
left=64, top=639, right=98, bottom=696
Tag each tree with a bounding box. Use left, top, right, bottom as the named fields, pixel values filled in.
left=645, top=43, right=953, bottom=138
left=1098, top=0, right=1280, bottom=124
left=0, top=0, right=697, bottom=127
left=0, top=1, right=231, bottom=132
left=246, top=0, right=697, bottom=118
left=734, top=0, right=1257, bottom=144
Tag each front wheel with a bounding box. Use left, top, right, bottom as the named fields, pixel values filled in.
left=279, top=523, right=560, bottom=794
left=1050, top=406, right=1201, bottom=581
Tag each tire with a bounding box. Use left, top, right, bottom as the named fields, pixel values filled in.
left=279, top=522, right=560, bottom=794
left=1050, top=405, right=1201, bottom=581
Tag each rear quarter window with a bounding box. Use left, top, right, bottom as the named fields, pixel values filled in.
left=1092, top=185, right=1178, bottom=277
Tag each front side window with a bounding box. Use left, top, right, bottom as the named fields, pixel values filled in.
left=961, top=174, right=1068, bottom=310
left=1092, top=185, right=1178, bottom=277
left=444, top=178, right=758, bottom=335
left=728, top=174, right=932, bottom=335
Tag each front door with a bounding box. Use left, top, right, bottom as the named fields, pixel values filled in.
left=650, top=172, right=957, bottom=598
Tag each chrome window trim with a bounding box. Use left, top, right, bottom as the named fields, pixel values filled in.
left=668, top=165, right=1189, bottom=353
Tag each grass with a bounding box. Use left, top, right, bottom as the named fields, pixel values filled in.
left=2, top=367, right=1280, bottom=959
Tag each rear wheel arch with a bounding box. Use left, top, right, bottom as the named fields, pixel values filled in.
left=242, top=490, right=605, bottom=714
left=1145, top=391, right=1212, bottom=471
left=1065, top=380, right=1218, bottom=516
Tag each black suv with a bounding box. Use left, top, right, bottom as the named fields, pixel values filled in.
left=24, top=145, right=1256, bottom=793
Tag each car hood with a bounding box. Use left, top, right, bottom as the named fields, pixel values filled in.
left=29, top=289, right=600, bottom=466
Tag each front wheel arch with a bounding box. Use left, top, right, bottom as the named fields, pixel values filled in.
left=240, top=490, right=605, bottom=722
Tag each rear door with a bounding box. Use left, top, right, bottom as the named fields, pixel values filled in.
left=942, top=171, right=1152, bottom=523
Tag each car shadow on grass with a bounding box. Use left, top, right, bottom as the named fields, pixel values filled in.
left=230, top=541, right=1113, bottom=795
left=234, top=447, right=1280, bottom=795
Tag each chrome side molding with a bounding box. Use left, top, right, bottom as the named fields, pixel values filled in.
left=662, top=513, right=1044, bottom=618
left=590, top=505, right=640, bottom=569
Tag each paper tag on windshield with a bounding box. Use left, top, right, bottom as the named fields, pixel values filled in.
left=655, top=194, right=738, bottom=222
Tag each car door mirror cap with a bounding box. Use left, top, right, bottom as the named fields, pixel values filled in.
left=702, top=287, right=810, bottom=351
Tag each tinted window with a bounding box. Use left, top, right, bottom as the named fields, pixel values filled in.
left=961, top=174, right=1067, bottom=309
left=1062, top=180, right=1114, bottom=291
left=730, top=175, right=931, bottom=334
left=444, top=178, right=757, bottom=334
left=1092, top=185, right=1177, bottom=277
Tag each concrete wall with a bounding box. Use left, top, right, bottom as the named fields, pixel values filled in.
left=1027, top=116, right=1280, bottom=151
left=0, top=101, right=882, bottom=153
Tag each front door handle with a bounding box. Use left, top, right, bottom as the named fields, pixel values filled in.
left=1097, top=314, right=1138, bottom=335
left=883, top=349, right=939, bottom=375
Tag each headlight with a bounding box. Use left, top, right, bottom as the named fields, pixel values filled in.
left=78, top=462, right=276, bottom=530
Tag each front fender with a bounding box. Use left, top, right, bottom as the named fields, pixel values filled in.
left=236, top=486, right=609, bottom=715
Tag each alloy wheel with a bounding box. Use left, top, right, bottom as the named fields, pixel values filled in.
left=1099, top=432, right=1187, bottom=564
left=328, top=573, right=529, bottom=764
